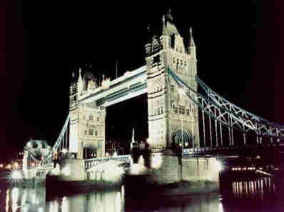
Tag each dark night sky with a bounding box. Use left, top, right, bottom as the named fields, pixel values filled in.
left=1, top=0, right=283, bottom=161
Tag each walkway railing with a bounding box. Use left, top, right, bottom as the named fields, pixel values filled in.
left=84, top=155, right=131, bottom=170
left=182, top=144, right=279, bottom=157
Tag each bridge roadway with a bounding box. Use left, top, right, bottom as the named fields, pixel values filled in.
left=80, top=65, right=147, bottom=107
left=83, top=143, right=279, bottom=171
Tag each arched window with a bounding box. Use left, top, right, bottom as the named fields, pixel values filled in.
left=186, top=109, right=190, bottom=115
left=89, top=129, right=94, bottom=135
left=170, top=34, right=175, bottom=48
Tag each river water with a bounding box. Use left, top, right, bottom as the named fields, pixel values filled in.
left=1, top=175, right=283, bottom=212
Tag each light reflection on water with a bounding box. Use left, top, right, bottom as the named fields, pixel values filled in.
left=0, top=177, right=282, bottom=212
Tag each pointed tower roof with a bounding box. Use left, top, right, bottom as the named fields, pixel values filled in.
left=166, top=8, right=174, bottom=22
left=189, top=27, right=195, bottom=47
left=131, top=128, right=135, bottom=143
left=162, top=8, right=180, bottom=36
left=78, top=67, right=83, bottom=82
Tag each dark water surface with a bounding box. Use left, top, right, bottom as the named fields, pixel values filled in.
left=1, top=176, right=284, bottom=212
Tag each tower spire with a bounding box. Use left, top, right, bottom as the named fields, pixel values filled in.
left=189, top=27, right=195, bottom=47
left=189, top=27, right=197, bottom=60
left=115, top=60, right=118, bottom=78
left=132, top=128, right=135, bottom=143
left=78, top=67, right=82, bottom=83
left=166, top=8, right=174, bottom=22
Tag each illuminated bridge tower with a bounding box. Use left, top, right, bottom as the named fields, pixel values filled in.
left=146, top=11, right=199, bottom=150
left=69, top=69, right=106, bottom=159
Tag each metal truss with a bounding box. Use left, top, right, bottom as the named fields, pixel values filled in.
left=52, top=113, right=70, bottom=152
left=42, top=113, right=70, bottom=163
left=168, top=68, right=284, bottom=140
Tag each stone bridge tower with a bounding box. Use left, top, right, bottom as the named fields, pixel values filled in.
left=69, top=68, right=106, bottom=159
left=146, top=11, right=199, bottom=150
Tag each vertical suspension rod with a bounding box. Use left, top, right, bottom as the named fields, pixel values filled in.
left=209, top=116, right=213, bottom=148
left=243, top=131, right=247, bottom=145
left=202, top=110, right=206, bottom=147
left=219, top=121, right=223, bottom=146
left=231, top=127, right=234, bottom=146
left=214, top=109, right=218, bottom=147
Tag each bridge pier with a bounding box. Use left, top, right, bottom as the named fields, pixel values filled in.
left=57, top=159, right=86, bottom=181
left=130, top=151, right=220, bottom=194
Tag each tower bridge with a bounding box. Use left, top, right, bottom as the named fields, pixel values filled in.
left=21, top=10, right=283, bottom=190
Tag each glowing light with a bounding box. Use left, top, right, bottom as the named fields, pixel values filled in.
left=6, top=164, right=11, bottom=169
left=215, top=160, right=223, bottom=171
left=14, top=162, right=19, bottom=169
left=151, top=153, right=163, bottom=169
left=128, top=163, right=147, bottom=175
left=27, top=142, right=32, bottom=148
left=62, top=197, right=69, bottom=212
left=62, top=148, right=68, bottom=154
left=61, top=166, right=71, bottom=176
left=218, top=202, right=224, bottom=212
left=11, top=170, right=23, bottom=180
left=0, top=164, right=3, bottom=168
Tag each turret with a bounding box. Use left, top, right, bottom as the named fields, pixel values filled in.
left=189, top=27, right=196, bottom=61
left=69, top=69, right=78, bottom=110
left=145, top=9, right=200, bottom=150
left=77, top=68, right=83, bottom=95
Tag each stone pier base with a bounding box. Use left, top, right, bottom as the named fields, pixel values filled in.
left=129, top=152, right=220, bottom=194
left=58, top=159, right=86, bottom=181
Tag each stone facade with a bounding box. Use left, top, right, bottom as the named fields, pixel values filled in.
left=69, top=69, right=106, bottom=159
left=146, top=12, right=199, bottom=150
left=137, top=153, right=220, bottom=186
left=69, top=11, right=200, bottom=157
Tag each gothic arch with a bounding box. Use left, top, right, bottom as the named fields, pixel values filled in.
left=172, top=129, right=193, bottom=148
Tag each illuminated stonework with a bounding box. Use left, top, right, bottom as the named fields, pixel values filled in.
left=146, top=12, right=199, bottom=150
left=69, top=69, right=106, bottom=159
left=69, top=11, right=200, bottom=156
